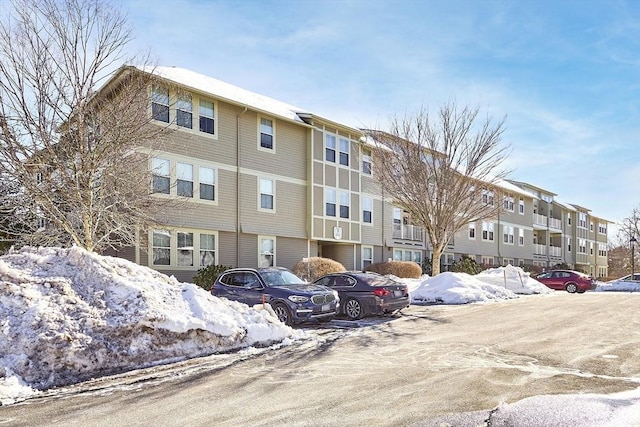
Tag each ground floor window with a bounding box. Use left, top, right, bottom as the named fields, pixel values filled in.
left=150, top=229, right=218, bottom=269
left=362, top=246, right=373, bottom=270
left=259, top=236, right=275, bottom=267
left=393, top=248, right=422, bottom=264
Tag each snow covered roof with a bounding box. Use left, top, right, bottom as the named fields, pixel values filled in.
left=553, top=197, right=577, bottom=211
left=495, top=179, right=539, bottom=199
left=133, top=65, right=311, bottom=124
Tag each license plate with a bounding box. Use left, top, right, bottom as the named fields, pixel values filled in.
left=322, top=304, right=330, bottom=312
left=394, top=290, right=403, bottom=297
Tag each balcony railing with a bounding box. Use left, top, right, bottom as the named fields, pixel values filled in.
left=548, top=217, right=562, bottom=231
left=393, top=224, right=424, bottom=242
left=549, top=245, right=561, bottom=257
left=533, top=213, right=547, bottom=227
left=534, top=244, right=546, bottom=255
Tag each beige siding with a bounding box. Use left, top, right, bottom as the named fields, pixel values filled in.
left=313, top=162, right=323, bottom=185
left=313, top=129, right=324, bottom=160
left=338, top=168, right=349, bottom=189
left=325, top=164, right=336, bottom=187
left=276, top=237, right=309, bottom=269
left=313, top=185, right=324, bottom=217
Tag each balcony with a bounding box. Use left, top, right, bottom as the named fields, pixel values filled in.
left=533, top=213, right=547, bottom=227
left=393, top=224, right=424, bottom=242
left=549, top=245, right=561, bottom=257
left=534, top=244, right=546, bottom=255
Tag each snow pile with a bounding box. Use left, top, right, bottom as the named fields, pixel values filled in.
left=410, top=272, right=519, bottom=304
left=0, top=246, right=299, bottom=402
left=474, top=265, right=553, bottom=294
left=596, top=279, right=640, bottom=292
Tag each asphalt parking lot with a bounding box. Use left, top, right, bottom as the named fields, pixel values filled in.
left=1, top=292, right=639, bottom=426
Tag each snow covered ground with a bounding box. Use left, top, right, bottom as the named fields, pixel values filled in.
left=1, top=247, right=638, bottom=422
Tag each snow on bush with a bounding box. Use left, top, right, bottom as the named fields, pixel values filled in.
left=0, top=246, right=299, bottom=396
left=411, top=272, right=519, bottom=304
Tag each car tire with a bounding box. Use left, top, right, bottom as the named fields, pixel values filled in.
left=272, top=302, right=292, bottom=325
left=344, top=298, right=364, bottom=320
left=565, top=283, right=578, bottom=293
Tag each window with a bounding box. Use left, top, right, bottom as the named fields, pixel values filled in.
left=519, top=198, right=525, bottom=214
left=519, top=228, right=524, bottom=246
left=339, top=138, right=349, bottom=166
left=468, top=222, right=476, bottom=239
left=393, top=207, right=402, bottom=225
left=393, top=249, right=402, bottom=261
left=325, top=188, right=336, bottom=217
left=362, top=149, right=372, bottom=175
left=481, top=256, right=494, bottom=266
left=199, top=167, right=215, bottom=201
left=259, top=237, right=275, bottom=267
left=482, top=189, right=494, bottom=206
left=177, top=232, right=194, bottom=266
left=152, top=230, right=171, bottom=265
left=579, top=212, right=587, bottom=228
left=590, top=242, right=594, bottom=255
left=413, top=251, right=422, bottom=264
left=260, top=179, right=274, bottom=210
left=567, top=237, right=572, bottom=252
left=176, top=162, right=193, bottom=197
left=325, top=134, right=336, bottom=162
left=567, top=215, right=572, bottom=225
left=590, top=222, right=594, bottom=232
left=579, top=239, right=586, bottom=254
left=199, top=100, right=215, bottom=134
left=362, top=246, right=373, bottom=269
left=36, top=172, right=43, bottom=185
left=339, top=191, right=349, bottom=219
left=151, top=86, right=169, bottom=123
left=482, top=222, right=494, bottom=241
left=598, top=223, right=607, bottom=234
left=362, top=197, right=372, bottom=223
left=503, top=226, right=514, bottom=244
left=259, top=117, right=274, bottom=150
left=176, top=94, right=193, bottom=129
left=200, top=234, right=216, bottom=266
left=504, top=195, right=514, bottom=211
left=598, top=243, right=607, bottom=257
left=152, top=158, right=171, bottom=194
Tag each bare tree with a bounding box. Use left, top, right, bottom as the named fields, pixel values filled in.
left=367, top=104, right=510, bottom=275
left=0, top=0, right=173, bottom=252
left=608, top=205, right=640, bottom=278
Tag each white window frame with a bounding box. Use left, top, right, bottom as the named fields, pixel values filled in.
left=150, top=156, right=218, bottom=204
left=325, top=134, right=337, bottom=163
left=339, top=137, right=350, bottom=167
left=177, top=231, right=194, bottom=267
left=362, top=246, right=373, bottom=270
left=468, top=222, right=476, bottom=239
left=567, top=237, right=572, bottom=252
left=503, top=225, right=514, bottom=245
left=504, top=195, right=514, bottom=211
left=519, top=198, right=525, bottom=215
left=519, top=228, right=524, bottom=246
left=259, top=178, right=275, bottom=212
left=199, top=233, right=216, bottom=267
left=151, top=86, right=170, bottom=123
left=198, top=99, right=215, bottom=135
left=152, top=158, right=171, bottom=194
left=482, top=189, right=494, bottom=206
left=482, top=221, right=494, bottom=241
left=362, top=196, right=373, bottom=224
left=151, top=229, right=219, bottom=270
left=325, top=188, right=336, bottom=217
left=176, top=93, right=193, bottom=129
left=152, top=229, right=171, bottom=266
left=339, top=191, right=350, bottom=219
left=198, top=166, right=216, bottom=201
left=362, top=148, right=372, bottom=175
left=259, top=236, right=275, bottom=267
left=258, top=116, right=275, bottom=151
left=176, top=162, right=194, bottom=198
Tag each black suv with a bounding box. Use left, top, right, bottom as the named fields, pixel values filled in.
left=211, top=267, right=339, bottom=325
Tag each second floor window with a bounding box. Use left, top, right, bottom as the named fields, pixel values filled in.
left=152, top=158, right=171, bottom=194
left=482, top=222, right=494, bottom=241
left=482, top=189, right=494, bottom=206
left=504, top=195, right=514, bottom=211
left=503, top=226, right=514, bottom=244
left=339, top=191, right=349, bottom=219
left=519, top=198, right=525, bottom=214
left=199, top=167, right=215, bottom=201
left=362, top=197, right=372, bottom=223
left=326, top=188, right=336, bottom=217
left=519, top=228, right=524, bottom=246
left=468, top=222, right=476, bottom=239
left=260, top=179, right=274, bottom=210
left=176, top=162, right=193, bottom=197
left=260, top=118, right=274, bottom=150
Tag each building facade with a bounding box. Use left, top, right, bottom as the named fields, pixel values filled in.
left=103, top=66, right=609, bottom=281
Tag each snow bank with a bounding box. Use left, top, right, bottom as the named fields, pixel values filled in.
left=475, top=265, right=553, bottom=294
left=410, top=272, right=519, bottom=304
left=0, top=246, right=299, bottom=401
left=596, top=280, right=640, bottom=292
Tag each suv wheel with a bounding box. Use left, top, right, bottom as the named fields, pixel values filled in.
left=272, top=302, right=292, bottom=325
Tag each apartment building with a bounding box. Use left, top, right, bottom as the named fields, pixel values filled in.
left=100, top=65, right=608, bottom=281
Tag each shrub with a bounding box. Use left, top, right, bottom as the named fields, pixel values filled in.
left=451, top=255, right=483, bottom=275
left=290, top=257, right=346, bottom=281
left=193, top=264, right=233, bottom=291
left=365, top=261, right=422, bottom=278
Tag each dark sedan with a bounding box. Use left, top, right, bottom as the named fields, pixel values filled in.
left=313, top=272, right=410, bottom=320
left=535, top=269, right=597, bottom=293
left=211, top=267, right=339, bottom=325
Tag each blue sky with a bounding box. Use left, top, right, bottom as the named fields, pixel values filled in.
left=119, top=0, right=639, bottom=236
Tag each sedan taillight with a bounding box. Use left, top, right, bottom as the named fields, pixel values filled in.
left=373, top=288, right=391, bottom=297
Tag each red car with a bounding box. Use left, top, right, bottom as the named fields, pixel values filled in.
left=535, top=270, right=596, bottom=293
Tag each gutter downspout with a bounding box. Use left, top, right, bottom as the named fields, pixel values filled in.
left=236, top=105, right=248, bottom=267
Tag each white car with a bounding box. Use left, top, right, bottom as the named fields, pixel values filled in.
left=607, top=273, right=640, bottom=282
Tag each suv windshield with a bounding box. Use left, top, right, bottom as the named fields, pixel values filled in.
left=259, top=270, right=306, bottom=287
